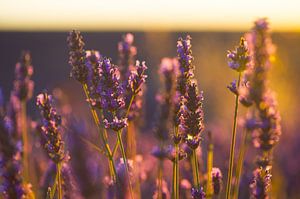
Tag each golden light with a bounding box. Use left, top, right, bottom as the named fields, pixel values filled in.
left=0, top=0, right=299, bottom=31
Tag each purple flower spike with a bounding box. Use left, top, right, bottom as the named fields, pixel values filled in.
left=99, top=58, right=125, bottom=112
left=13, top=51, right=34, bottom=101
left=36, top=92, right=65, bottom=163
left=227, top=37, right=250, bottom=72
left=67, top=30, right=88, bottom=84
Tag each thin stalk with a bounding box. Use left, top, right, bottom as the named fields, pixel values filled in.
left=192, top=149, right=200, bottom=188
left=82, top=84, right=117, bottom=181
left=157, top=159, right=163, bottom=199
left=172, top=126, right=179, bottom=199
left=206, top=134, right=214, bottom=198
left=232, top=129, right=249, bottom=199
left=117, top=130, right=134, bottom=199
left=50, top=167, right=59, bottom=199
left=225, top=72, right=242, bottom=199
left=21, top=100, right=29, bottom=182
left=112, top=93, right=135, bottom=157
left=57, top=163, right=62, bottom=199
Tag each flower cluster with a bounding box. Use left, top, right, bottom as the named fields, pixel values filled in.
left=67, top=30, right=88, bottom=84
left=249, top=168, right=271, bottom=199
left=227, top=38, right=250, bottom=72
left=13, top=51, right=34, bottom=101
left=85, top=50, right=102, bottom=108
left=124, top=60, right=148, bottom=120
left=182, top=82, right=204, bottom=149
left=176, top=35, right=194, bottom=96
left=191, top=187, right=206, bottom=199
left=36, top=92, right=65, bottom=163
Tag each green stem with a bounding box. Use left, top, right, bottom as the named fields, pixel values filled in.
left=206, top=133, right=214, bottom=198
left=157, top=159, right=163, bottom=199
left=117, top=130, right=134, bottom=199
left=225, top=72, right=242, bottom=199
left=192, top=149, right=200, bottom=189
left=232, top=129, right=249, bottom=199
left=82, top=84, right=117, bottom=181
left=21, top=100, right=29, bottom=182
left=57, top=163, right=62, bottom=199
left=172, top=126, right=180, bottom=199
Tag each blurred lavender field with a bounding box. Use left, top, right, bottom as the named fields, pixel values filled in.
left=0, top=31, right=300, bottom=198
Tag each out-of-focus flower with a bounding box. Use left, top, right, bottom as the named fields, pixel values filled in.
left=118, top=33, right=137, bottom=79
left=153, top=179, right=170, bottom=199
left=250, top=168, right=271, bottom=199
left=13, top=51, right=34, bottom=101
left=211, top=167, right=222, bottom=195
left=191, top=187, right=206, bottom=199
left=67, top=30, right=88, bottom=84
left=36, top=92, right=65, bottom=163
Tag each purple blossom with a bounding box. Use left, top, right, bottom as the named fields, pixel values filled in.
left=124, top=60, right=147, bottom=121
left=227, top=37, right=250, bottom=72
left=182, top=82, right=204, bottom=138
left=103, top=116, right=128, bottom=131
left=191, top=187, right=206, bottom=199
left=36, top=92, right=65, bottom=163
left=98, top=58, right=125, bottom=112
left=227, top=80, right=238, bottom=95
left=67, top=30, right=88, bottom=84
left=250, top=168, right=271, bottom=199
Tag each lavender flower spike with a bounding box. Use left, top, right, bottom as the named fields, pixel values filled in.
left=250, top=168, right=271, bottom=199
left=99, top=58, right=125, bottom=112
left=227, top=37, right=250, bottom=72
left=67, top=30, right=88, bottom=84
left=36, top=92, right=65, bottom=163
left=13, top=51, right=34, bottom=101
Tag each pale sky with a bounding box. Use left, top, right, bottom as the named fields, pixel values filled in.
left=0, top=0, right=299, bottom=31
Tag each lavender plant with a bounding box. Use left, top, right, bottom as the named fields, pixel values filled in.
left=12, top=51, right=34, bottom=182
left=225, top=37, right=250, bottom=199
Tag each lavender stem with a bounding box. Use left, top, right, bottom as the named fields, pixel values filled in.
left=226, top=72, right=242, bottom=199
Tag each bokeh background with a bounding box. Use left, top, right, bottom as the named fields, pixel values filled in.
left=1, top=0, right=300, bottom=198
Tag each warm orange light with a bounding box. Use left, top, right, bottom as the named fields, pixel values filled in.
left=0, top=0, right=299, bottom=31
